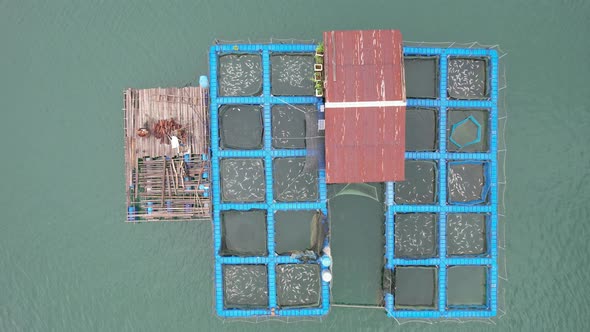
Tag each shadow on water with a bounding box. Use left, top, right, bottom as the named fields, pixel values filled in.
left=328, top=183, right=385, bottom=306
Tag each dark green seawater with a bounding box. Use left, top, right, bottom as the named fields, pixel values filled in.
left=1, top=0, right=589, bottom=331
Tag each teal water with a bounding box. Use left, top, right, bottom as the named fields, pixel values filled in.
left=1, top=0, right=590, bottom=331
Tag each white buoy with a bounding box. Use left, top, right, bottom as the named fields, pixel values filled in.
left=321, top=270, right=332, bottom=282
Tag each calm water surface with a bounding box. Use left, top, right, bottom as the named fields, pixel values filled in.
left=1, top=0, right=589, bottom=331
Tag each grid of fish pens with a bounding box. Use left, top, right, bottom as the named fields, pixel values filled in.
left=210, top=43, right=331, bottom=319
left=383, top=46, right=499, bottom=319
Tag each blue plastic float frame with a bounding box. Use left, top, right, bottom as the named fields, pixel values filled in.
left=384, top=47, right=498, bottom=319
left=449, top=115, right=482, bottom=149
left=209, top=44, right=329, bottom=318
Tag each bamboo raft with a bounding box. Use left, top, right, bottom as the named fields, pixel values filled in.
left=124, top=87, right=210, bottom=221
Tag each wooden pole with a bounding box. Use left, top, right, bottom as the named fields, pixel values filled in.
left=168, top=165, right=175, bottom=196
left=171, top=159, right=179, bottom=193
left=161, top=159, right=166, bottom=206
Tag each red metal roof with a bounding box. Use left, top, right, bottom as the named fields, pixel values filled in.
left=323, top=30, right=406, bottom=183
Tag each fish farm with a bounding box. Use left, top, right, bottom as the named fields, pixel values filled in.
left=123, top=29, right=505, bottom=321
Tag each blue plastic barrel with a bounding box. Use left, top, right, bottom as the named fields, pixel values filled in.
left=320, top=255, right=332, bottom=268
left=184, top=204, right=192, bottom=213
left=184, top=177, right=192, bottom=191
left=199, top=75, right=209, bottom=88
left=127, top=206, right=136, bottom=221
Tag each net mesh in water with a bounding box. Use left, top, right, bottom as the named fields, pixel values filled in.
left=220, top=210, right=267, bottom=256
left=447, top=109, right=489, bottom=153
left=394, top=213, right=438, bottom=258
left=276, top=264, right=321, bottom=308
left=448, top=162, right=488, bottom=204
left=223, top=265, right=269, bottom=309
left=271, top=104, right=315, bottom=149
left=332, top=183, right=381, bottom=202
left=328, top=183, right=385, bottom=306
left=274, top=210, right=322, bottom=255
left=219, top=105, right=263, bottom=149
left=395, top=160, right=438, bottom=205
left=394, top=266, right=438, bottom=310
left=273, top=157, right=318, bottom=202
left=220, top=158, right=265, bottom=202
left=447, top=57, right=489, bottom=99
left=303, top=110, right=324, bottom=174
left=218, top=54, right=263, bottom=96
left=446, top=265, right=487, bottom=308
left=404, top=56, right=439, bottom=99
left=447, top=213, right=487, bottom=256
left=270, top=54, right=315, bottom=96
left=406, top=107, right=438, bottom=152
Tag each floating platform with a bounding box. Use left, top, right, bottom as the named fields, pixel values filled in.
left=209, top=43, right=330, bottom=318
left=208, top=41, right=499, bottom=319
left=124, top=87, right=211, bottom=221
left=383, top=46, right=499, bottom=319
left=122, top=32, right=502, bottom=321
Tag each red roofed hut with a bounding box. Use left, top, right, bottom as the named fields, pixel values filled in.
left=323, top=30, right=406, bottom=183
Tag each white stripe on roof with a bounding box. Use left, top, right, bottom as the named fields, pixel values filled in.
left=324, top=100, right=407, bottom=108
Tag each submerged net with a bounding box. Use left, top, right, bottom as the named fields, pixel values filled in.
left=276, top=264, right=321, bottom=307
left=218, top=54, right=262, bottom=96
left=220, top=210, right=267, bottom=256
left=332, top=183, right=381, bottom=202
left=328, top=183, right=386, bottom=306
left=275, top=210, right=323, bottom=255
left=394, top=213, right=438, bottom=258
left=406, top=108, right=438, bottom=152
left=394, top=266, right=438, bottom=310
left=219, top=105, right=263, bottom=149
left=303, top=110, right=324, bottom=173
left=223, top=265, right=269, bottom=309
left=271, top=104, right=315, bottom=149
left=395, top=160, right=438, bottom=204
left=271, top=54, right=315, bottom=96
left=446, top=266, right=488, bottom=308
left=404, top=56, right=439, bottom=99
left=447, top=213, right=487, bottom=256
left=273, top=157, right=318, bottom=202
left=220, top=158, right=265, bottom=202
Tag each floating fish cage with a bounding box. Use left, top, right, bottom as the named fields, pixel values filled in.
left=208, top=44, right=500, bottom=319
left=209, top=44, right=330, bottom=318
left=122, top=33, right=504, bottom=321
left=382, top=47, right=499, bottom=319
